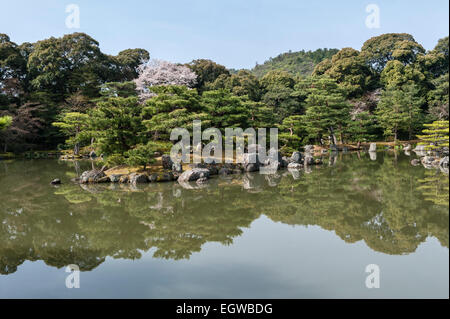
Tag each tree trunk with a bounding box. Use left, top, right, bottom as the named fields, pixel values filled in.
left=74, top=143, right=80, bottom=156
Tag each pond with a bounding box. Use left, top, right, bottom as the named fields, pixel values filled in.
left=0, top=151, right=448, bottom=298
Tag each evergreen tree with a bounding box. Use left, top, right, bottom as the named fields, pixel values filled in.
left=417, top=120, right=449, bottom=151
left=52, top=112, right=90, bottom=155
left=88, top=97, right=144, bottom=155
left=142, top=85, right=209, bottom=141
left=376, top=84, right=424, bottom=142
left=300, top=77, right=351, bottom=145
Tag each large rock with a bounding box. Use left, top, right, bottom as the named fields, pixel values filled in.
left=262, top=148, right=282, bottom=170
left=439, top=156, right=448, bottom=168
left=171, top=162, right=183, bottom=173
left=80, top=170, right=106, bottom=183
left=148, top=172, right=174, bottom=182
left=178, top=168, right=210, bottom=183
left=109, top=174, right=123, bottom=183
left=368, top=143, right=377, bottom=152
left=129, top=173, right=148, bottom=184
left=243, top=153, right=260, bottom=172
left=403, top=144, right=412, bottom=151
left=290, top=151, right=302, bottom=163
left=304, top=145, right=314, bottom=153
left=161, top=155, right=173, bottom=169
left=304, top=155, right=314, bottom=166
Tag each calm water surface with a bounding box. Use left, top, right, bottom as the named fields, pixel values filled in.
left=0, top=151, right=448, bottom=298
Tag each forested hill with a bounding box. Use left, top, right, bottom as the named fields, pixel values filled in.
left=251, top=48, right=339, bottom=78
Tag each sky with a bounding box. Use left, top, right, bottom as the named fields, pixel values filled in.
left=0, top=0, right=448, bottom=69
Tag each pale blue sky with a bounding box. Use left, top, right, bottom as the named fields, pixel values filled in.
left=1, top=0, right=448, bottom=69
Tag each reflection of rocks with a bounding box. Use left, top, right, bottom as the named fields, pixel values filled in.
left=243, top=153, right=260, bottom=172
left=287, top=163, right=302, bottom=169
left=178, top=181, right=209, bottom=189
left=413, top=144, right=427, bottom=157
left=242, top=173, right=263, bottom=192
left=403, top=144, right=411, bottom=151
left=369, top=152, right=377, bottom=161
left=265, top=173, right=281, bottom=187
left=288, top=168, right=301, bottom=180
left=411, top=159, right=420, bottom=166
left=404, top=150, right=411, bottom=156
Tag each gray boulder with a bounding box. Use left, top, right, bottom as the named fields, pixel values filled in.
left=304, top=145, right=314, bottom=153
left=243, top=153, right=260, bottom=172
left=161, top=155, right=173, bottom=169
left=178, top=168, right=210, bottom=183
left=129, top=173, right=148, bottom=184
left=109, top=174, right=123, bottom=183
left=304, top=155, right=314, bottom=166
left=218, top=167, right=232, bottom=175
left=368, top=143, right=377, bottom=152
left=290, top=151, right=302, bottom=163
left=439, top=156, right=449, bottom=168
left=403, top=144, right=411, bottom=151
left=80, top=170, right=106, bottom=184
left=172, top=162, right=183, bottom=173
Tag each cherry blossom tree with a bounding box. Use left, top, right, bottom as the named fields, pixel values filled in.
left=134, top=59, right=197, bottom=101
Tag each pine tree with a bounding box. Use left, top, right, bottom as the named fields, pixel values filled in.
left=88, top=97, right=144, bottom=155
left=300, top=77, right=351, bottom=145
left=346, top=111, right=378, bottom=147
left=142, top=85, right=209, bottom=141
left=417, top=120, right=449, bottom=151
left=52, top=112, right=90, bottom=155
left=376, top=84, right=424, bottom=142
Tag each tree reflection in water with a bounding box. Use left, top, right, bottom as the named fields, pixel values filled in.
left=0, top=152, right=448, bottom=274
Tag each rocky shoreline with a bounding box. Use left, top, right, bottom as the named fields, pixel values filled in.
left=61, top=143, right=449, bottom=187
left=71, top=145, right=325, bottom=186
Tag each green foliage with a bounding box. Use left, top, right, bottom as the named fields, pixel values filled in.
left=52, top=112, right=90, bottom=154
left=361, top=33, right=423, bottom=72
left=142, top=85, right=209, bottom=140
left=202, top=89, right=250, bottom=129
left=89, top=97, right=145, bottom=155
left=427, top=73, right=449, bottom=120
left=252, top=48, right=339, bottom=78
left=313, top=48, right=373, bottom=98
left=376, top=84, right=424, bottom=141
left=417, top=120, right=449, bottom=150
left=187, top=59, right=230, bottom=92
left=125, top=142, right=158, bottom=169
left=346, top=111, right=378, bottom=143
left=299, top=77, right=351, bottom=144
left=0, top=115, right=12, bottom=130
